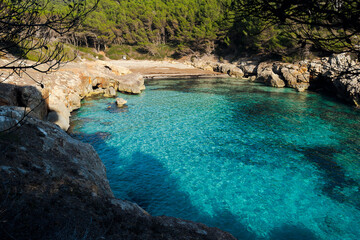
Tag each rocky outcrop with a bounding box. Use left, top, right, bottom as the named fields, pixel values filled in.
left=280, top=62, right=310, bottom=91
left=310, top=53, right=360, bottom=106
left=0, top=106, right=236, bottom=240
left=215, top=63, right=244, bottom=78
left=117, top=73, right=145, bottom=94
left=256, top=62, right=286, bottom=88
left=0, top=60, right=146, bottom=130
left=238, top=60, right=258, bottom=77
left=190, top=59, right=244, bottom=78
left=236, top=53, right=360, bottom=106
left=189, top=53, right=360, bottom=106
left=0, top=83, right=47, bottom=120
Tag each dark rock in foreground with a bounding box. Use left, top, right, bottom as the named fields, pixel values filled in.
left=0, top=106, right=235, bottom=240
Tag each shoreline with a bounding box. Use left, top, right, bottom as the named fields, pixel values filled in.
left=143, top=73, right=229, bottom=79
left=0, top=55, right=359, bottom=239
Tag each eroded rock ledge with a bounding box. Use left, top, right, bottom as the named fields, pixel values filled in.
left=0, top=106, right=235, bottom=239
left=0, top=60, right=145, bottom=131
left=191, top=53, right=360, bottom=107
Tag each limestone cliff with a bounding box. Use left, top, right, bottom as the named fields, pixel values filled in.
left=0, top=59, right=145, bottom=131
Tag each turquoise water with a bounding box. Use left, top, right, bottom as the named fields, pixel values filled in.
left=70, top=78, right=360, bottom=240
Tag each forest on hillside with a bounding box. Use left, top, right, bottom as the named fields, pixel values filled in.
left=54, top=0, right=300, bottom=60
left=75, top=0, right=360, bottom=60
left=2, top=0, right=359, bottom=62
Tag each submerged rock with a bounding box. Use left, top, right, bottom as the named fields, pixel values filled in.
left=0, top=106, right=236, bottom=239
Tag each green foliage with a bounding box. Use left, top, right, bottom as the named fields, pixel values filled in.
left=68, top=0, right=233, bottom=55
left=77, top=46, right=104, bottom=60
left=230, top=0, right=360, bottom=58
left=26, top=42, right=77, bottom=62
left=46, top=0, right=322, bottom=59
left=105, top=45, right=131, bottom=60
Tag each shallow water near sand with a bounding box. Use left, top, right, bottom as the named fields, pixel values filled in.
left=70, top=78, right=360, bottom=240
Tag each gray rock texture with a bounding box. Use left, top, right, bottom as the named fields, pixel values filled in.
left=0, top=83, right=47, bottom=120
left=313, top=53, right=360, bottom=106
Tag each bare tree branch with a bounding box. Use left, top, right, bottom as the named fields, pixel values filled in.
left=0, top=0, right=99, bottom=79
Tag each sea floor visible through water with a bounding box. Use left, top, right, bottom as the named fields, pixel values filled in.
left=70, top=78, right=360, bottom=240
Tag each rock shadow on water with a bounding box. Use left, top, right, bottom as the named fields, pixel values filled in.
left=268, top=224, right=318, bottom=240
left=68, top=116, right=95, bottom=133
left=66, top=139, right=327, bottom=239
left=299, top=146, right=360, bottom=209
left=106, top=102, right=129, bottom=113
left=70, top=131, right=112, bottom=146
left=114, top=151, right=258, bottom=240
left=148, top=78, right=232, bottom=94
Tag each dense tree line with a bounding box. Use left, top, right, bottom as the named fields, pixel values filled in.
left=73, top=0, right=321, bottom=59
left=232, top=0, right=360, bottom=59
left=70, top=0, right=234, bottom=55
left=3, top=0, right=359, bottom=61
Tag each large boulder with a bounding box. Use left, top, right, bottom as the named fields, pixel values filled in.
left=211, top=63, right=244, bottom=78
left=257, top=62, right=285, bottom=88
left=0, top=83, right=17, bottom=106
left=117, top=73, right=145, bottom=94
left=280, top=63, right=310, bottom=90
left=0, top=83, right=47, bottom=120
left=238, top=61, right=259, bottom=76
left=229, top=66, right=244, bottom=78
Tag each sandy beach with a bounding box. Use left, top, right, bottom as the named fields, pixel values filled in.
left=108, top=59, right=228, bottom=79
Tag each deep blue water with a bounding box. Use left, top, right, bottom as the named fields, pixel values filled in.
left=70, top=78, right=360, bottom=240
